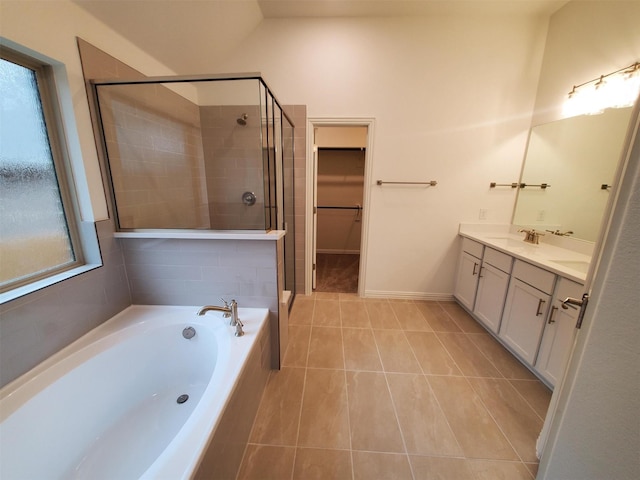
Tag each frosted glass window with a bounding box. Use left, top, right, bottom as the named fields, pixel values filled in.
left=0, top=58, right=76, bottom=290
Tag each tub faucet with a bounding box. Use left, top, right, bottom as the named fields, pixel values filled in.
left=197, top=299, right=242, bottom=335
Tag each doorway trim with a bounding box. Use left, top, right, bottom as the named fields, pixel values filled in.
left=305, top=117, right=375, bottom=296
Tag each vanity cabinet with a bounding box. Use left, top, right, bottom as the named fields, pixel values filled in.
left=453, top=238, right=484, bottom=311
left=474, top=248, right=512, bottom=334
left=499, top=260, right=555, bottom=365
left=534, top=277, right=583, bottom=386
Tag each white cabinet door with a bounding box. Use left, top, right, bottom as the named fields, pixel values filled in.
left=474, top=263, right=510, bottom=334
left=535, top=278, right=583, bottom=387
left=499, top=278, right=551, bottom=364
left=454, top=251, right=481, bottom=311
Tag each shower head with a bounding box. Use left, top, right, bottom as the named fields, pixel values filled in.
left=237, top=114, right=248, bottom=126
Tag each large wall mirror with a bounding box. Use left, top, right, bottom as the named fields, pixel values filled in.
left=512, top=106, right=634, bottom=242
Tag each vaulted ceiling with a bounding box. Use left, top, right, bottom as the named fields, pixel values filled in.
left=73, top=0, right=567, bottom=73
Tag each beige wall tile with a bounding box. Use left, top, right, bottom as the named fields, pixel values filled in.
left=352, top=451, right=413, bottom=480
left=307, top=327, right=344, bottom=369
left=373, top=329, right=421, bottom=373
left=298, top=369, right=350, bottom=449
left=405, top=331, right=462, bottom=376
left=249, top=367, right=305, bottom=446
left=428, top=376, right=519, bottom=460
left=343, top=328, right=383, bottom=371
left=346, top=371, right=405, bottom=452
left=292, top=448, right=352, bottom=480
left=387, top=373, right=462, bottom=456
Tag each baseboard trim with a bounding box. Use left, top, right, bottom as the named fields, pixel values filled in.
left=363, top=290, right=455, bottom=302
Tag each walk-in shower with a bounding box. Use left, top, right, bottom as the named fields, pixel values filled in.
left=90, top=74, right=295, bottom=293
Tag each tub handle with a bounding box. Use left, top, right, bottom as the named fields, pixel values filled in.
left=234, top=318, right=244, bottom=337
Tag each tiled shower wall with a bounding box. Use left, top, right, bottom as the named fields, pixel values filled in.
left=200, top=105, right=266, bottom=229
left=97, top=84, right=209, bottom=229
left=284, top=106, right=307, bottom=296
left=0, top=220, right=131, bottom=387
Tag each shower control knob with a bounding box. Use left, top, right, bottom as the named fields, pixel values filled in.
left=242, top=191, right=257, bottom=206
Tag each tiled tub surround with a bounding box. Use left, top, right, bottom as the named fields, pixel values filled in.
left=238, top=294, right=551, bottom=479
left=0, top=219, right=130, bottom=387
left=118, top=232, right=286, bottom=367
left=0, top=305, right=271, bottom=480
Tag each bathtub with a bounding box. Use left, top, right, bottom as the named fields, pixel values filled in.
left=0, top=305, right=269, bottom=479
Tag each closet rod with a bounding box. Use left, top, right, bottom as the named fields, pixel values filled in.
left=317, top=205, right=362, bottom=210
left=376, top=180, right=437, bottom=186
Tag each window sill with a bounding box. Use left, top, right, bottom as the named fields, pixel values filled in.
left=0, top=263, right=102, bottom=305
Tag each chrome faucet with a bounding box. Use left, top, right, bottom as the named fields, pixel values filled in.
left=197, top=299, right=244, bottom=337
left=518, top=228, right=544, bottom=244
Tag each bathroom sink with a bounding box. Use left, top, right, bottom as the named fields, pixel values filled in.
left=550, top=259, right=590, bottom=274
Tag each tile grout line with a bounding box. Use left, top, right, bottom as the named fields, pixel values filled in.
left=437, top=304, right=533, bottom=467
left=288, top=295, right=316, bottom=480
left=372, top=304, right=417, bottom=479
left=405, top=303, right=468, bottom=467
left=338, top=304, right=356, bottom=480
left=462, top=374, right=530, bottom=468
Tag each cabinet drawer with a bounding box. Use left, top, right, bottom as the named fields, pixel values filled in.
left=462, top=237, right=483, bottom=259
left=483, top=247, right=512, bottom=273
left=513, top=260, right=556, bottom=294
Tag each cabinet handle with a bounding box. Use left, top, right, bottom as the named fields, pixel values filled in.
left=472, top=262, right=479, bottom=275
left=478, top=266, right=484, bottom=278
left=536, top=298, right=546, bottom=316
left=548, top=306, right=558, bottom=324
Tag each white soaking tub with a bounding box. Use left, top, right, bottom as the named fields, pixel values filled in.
left=0, top=305, right=269, bottom=480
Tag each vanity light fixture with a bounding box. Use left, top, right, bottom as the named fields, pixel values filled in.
left=563, top=62, right=640, bottom=117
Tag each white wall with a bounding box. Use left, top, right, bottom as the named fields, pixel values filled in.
left=530, top=2, right=640, bottom=477
left=216, top=15, right=549, bottom=297
left=532, top=0, right=640, bottom=125
left=0, top=0, right=181, bottom=221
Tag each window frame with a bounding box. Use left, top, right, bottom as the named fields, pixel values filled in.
left=1, top=48, right=86, bottom=294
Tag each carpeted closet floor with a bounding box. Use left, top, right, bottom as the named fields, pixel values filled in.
left=314, top=253, right=359, bottom=293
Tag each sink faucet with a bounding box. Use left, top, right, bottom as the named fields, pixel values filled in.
left=197, top=299, right=244, bottom=336
left=518, top=228, right=544, bottom=244
left=545, top=229, right=574, bottom=237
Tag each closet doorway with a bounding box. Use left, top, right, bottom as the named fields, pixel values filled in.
left=311, top=124, right=370, bottom=294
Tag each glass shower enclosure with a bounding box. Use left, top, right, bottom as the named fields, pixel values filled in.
left=91, top=74, right=295, bottom=294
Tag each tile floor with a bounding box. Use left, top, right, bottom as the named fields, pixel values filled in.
left=237, top=294, right=552, bottom=480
